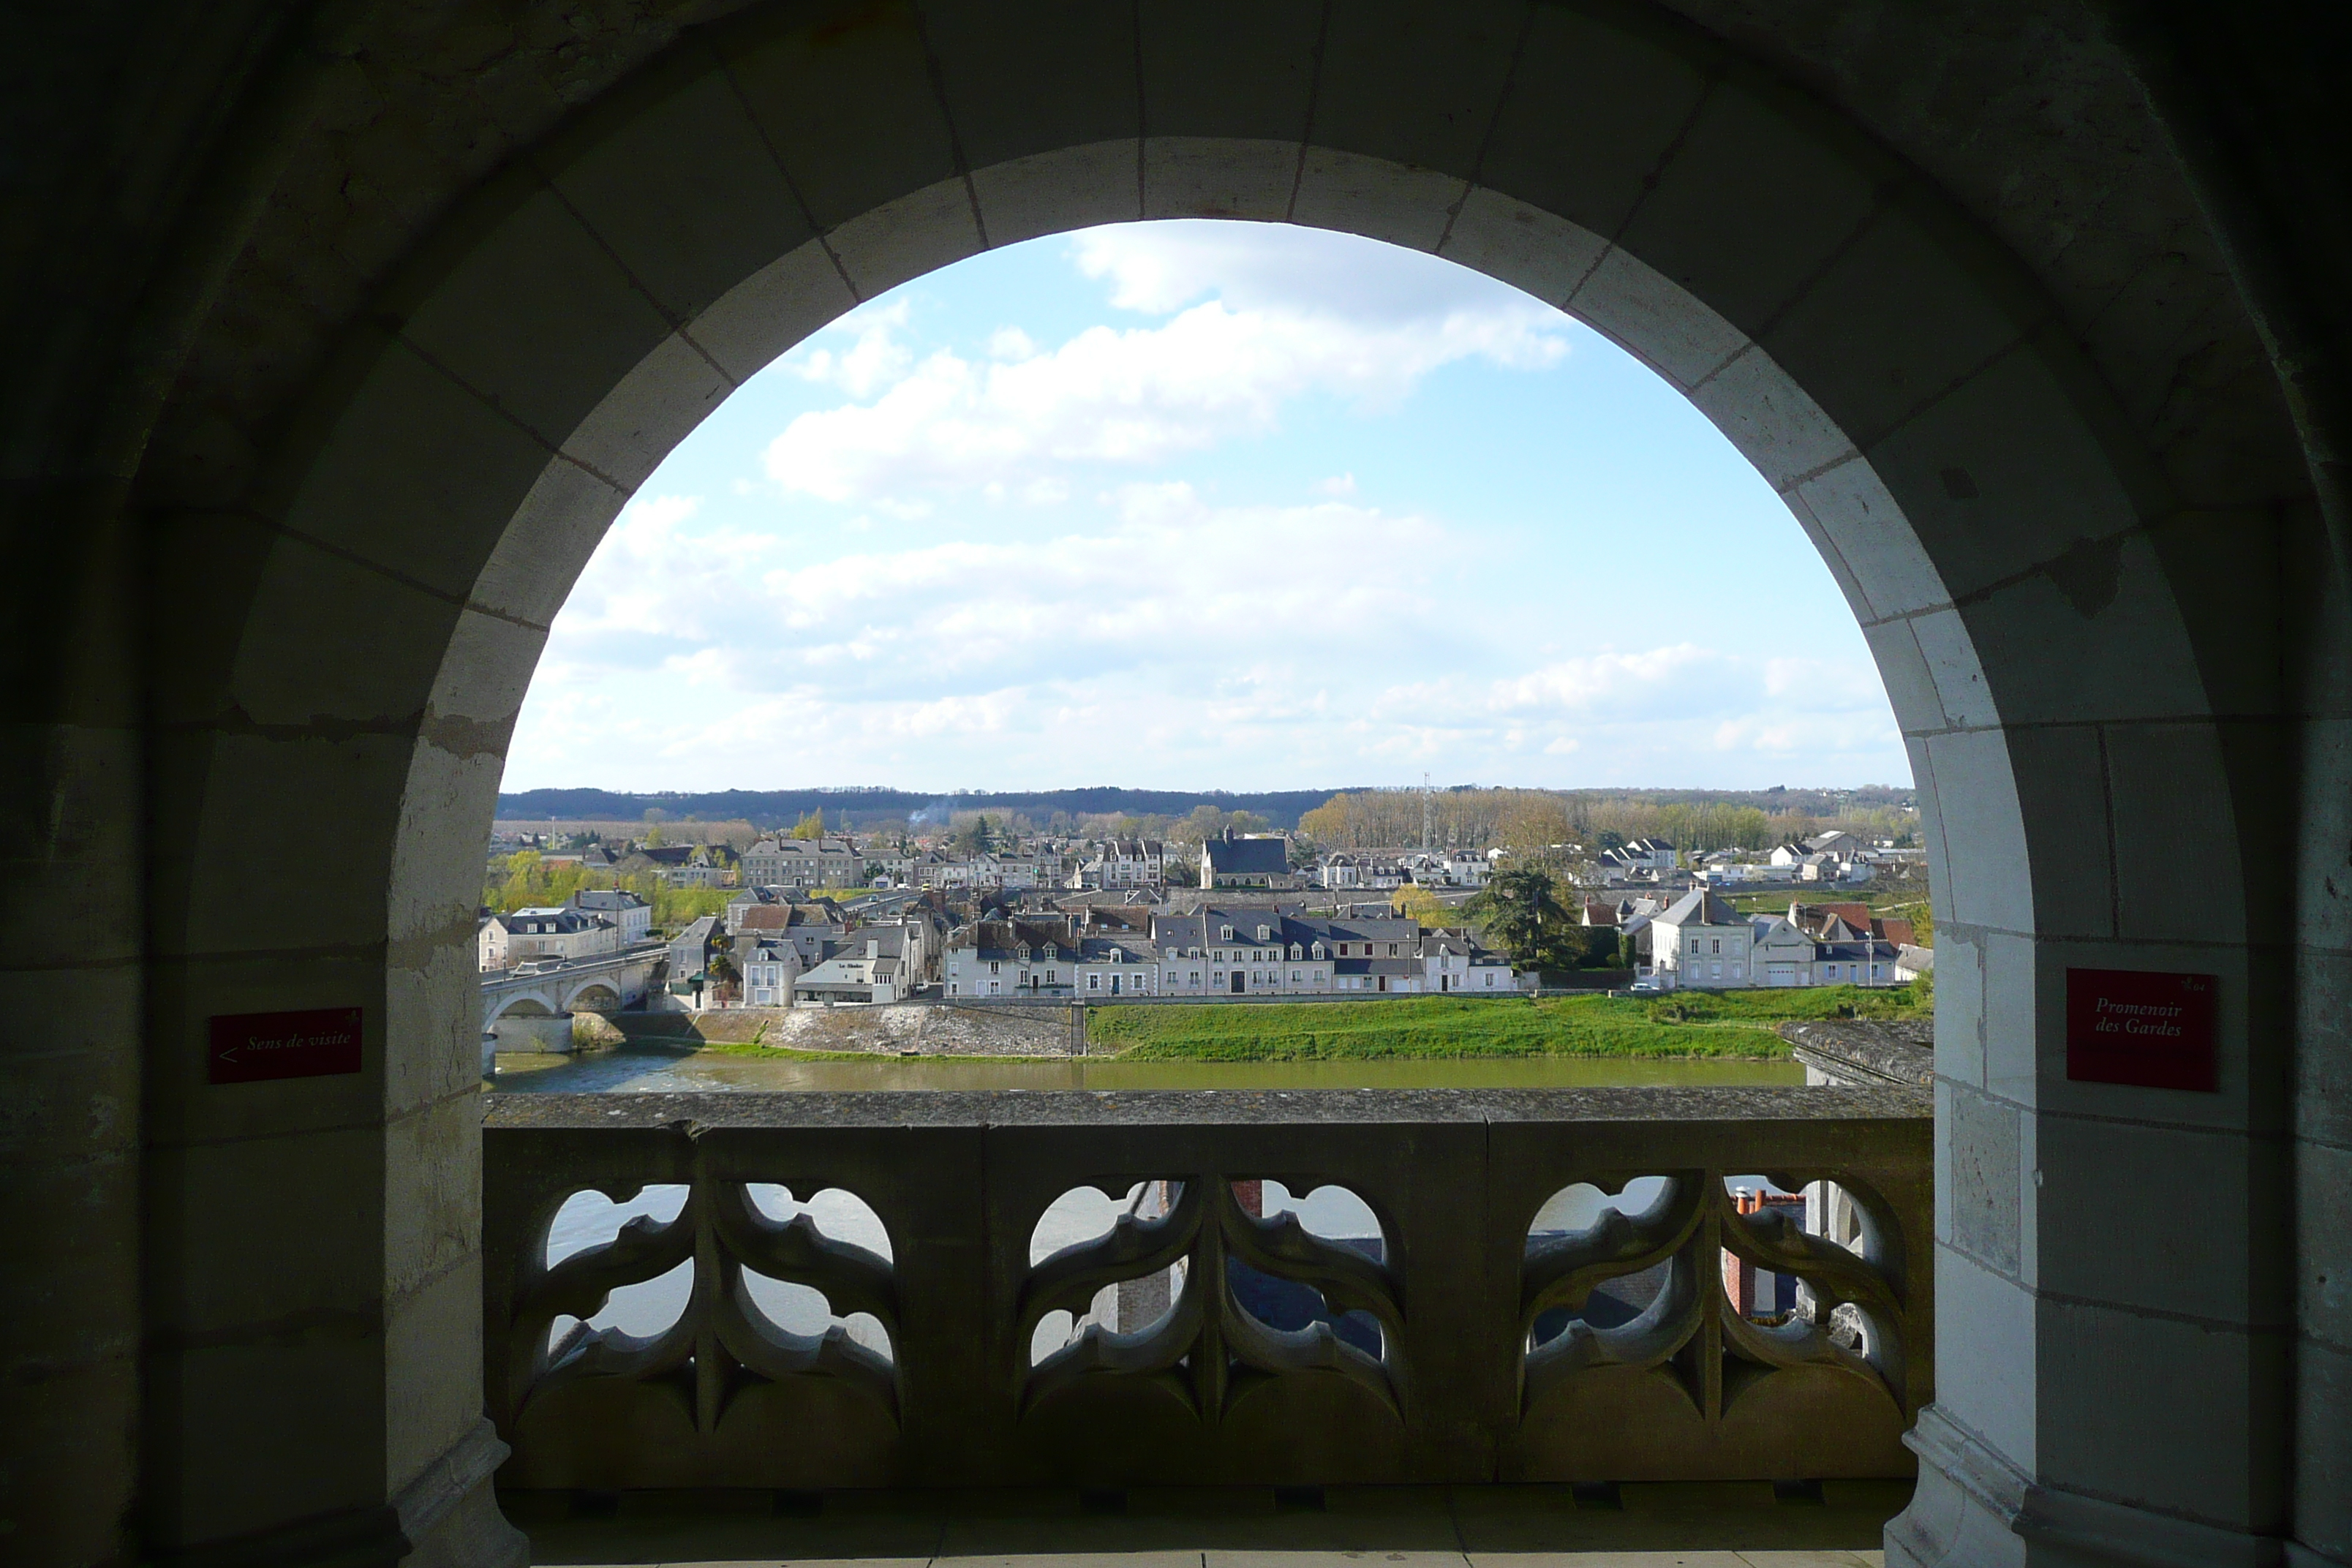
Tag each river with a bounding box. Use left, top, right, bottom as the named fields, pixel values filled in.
left=489, top=1043, right=1803, bottom=1093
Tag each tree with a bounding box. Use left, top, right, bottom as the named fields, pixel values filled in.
left=1391, top=884, right=1450, bottom=926
left=1461, top=867, right=1568, bottom=966
left=789, top=809, right=826, bottom=840
left=949, top=813, right=996, bottom=856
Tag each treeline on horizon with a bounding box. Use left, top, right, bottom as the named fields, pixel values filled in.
left=1296, top=787, right=1917, bottom=856
left=494, top=782, right=1915, bottom=848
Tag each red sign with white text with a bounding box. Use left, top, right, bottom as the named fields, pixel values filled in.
left=2065, top=969, right=2216, bottom=1091
left=208, top=1007, right=363, bottom=1084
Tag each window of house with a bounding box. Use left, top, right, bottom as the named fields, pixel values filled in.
left=1088, top=974, right=1099, bottom=990
left=1258, top=925, right=1270, bottom=941
left=990, top=961, right=1000, bottom=973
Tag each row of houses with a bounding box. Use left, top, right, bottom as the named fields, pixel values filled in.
left=942, top=903, right=1521, bottom=1000
left=1592, top=890, right=1912, bottom=990
left=477, top=888, right=655, bottom=970
left=1315, top=848, right=1493, bottom=891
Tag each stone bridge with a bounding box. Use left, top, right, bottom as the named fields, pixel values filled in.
left=480, top=944, right=666, bottom=1033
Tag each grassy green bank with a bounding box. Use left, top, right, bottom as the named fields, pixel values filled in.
left=1087, top=984, right=1926, bottom=1063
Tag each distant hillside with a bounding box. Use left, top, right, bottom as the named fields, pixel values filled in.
left=494, top=783, right=1912, bottom=834
left=494, top=786, right=1346, bottom=831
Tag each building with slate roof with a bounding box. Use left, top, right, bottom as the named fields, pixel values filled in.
left=1146, top=905, right=1517, bottom=997
left=1200, top=829, right=1297, bottom=889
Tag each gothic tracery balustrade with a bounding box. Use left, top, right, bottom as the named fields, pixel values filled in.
left=482, top=1088, right=1929, bottom=1490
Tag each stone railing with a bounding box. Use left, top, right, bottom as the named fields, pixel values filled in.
left=482, top=1088, right=1930, bottom=1491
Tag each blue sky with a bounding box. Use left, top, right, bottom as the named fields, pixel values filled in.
left=504, top=220, right=1907, bottom=794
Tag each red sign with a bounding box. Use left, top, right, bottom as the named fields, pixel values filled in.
left=208, top=1007, right=363, bottom=1084
left=2065, top=969, right=2216, bottom=1091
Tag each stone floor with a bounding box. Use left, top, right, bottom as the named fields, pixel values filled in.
left=508, top=1481, right=1905, bottom=1567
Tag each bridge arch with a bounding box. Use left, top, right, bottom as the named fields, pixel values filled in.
left=562, top=982, right=622, bottom=1014
left=109, top=4, right=2329, bottom=1567
left=484, top=994, right=556, bottom=1022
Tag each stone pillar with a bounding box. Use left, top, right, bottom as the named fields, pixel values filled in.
left=2291, top=513, right=2352, bottom=1568
left=1888, top=600, right=2297, bottom=1564
left=0, top=508, right=144, bottom=1566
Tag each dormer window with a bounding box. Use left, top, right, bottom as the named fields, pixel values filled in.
left=1043, top=943, right=1056, bottom=959
left=1311, top=943, right=1325, bottom=959
left=1290, top=945, right=1303, bottom=960
left=1221, top=925, right=1234, bottom=941
left=1017, top=944, right=1030, bottom=960
left=1257, top=924, right=1270, bottom=941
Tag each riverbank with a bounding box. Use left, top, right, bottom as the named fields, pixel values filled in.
left=489, top=1044, right=1806, bottom=1093
left=599, top=983, right=1926, bottom=1066
left=1088, top=986, right=1923, bottom=1062
left=614, top=1003, right=1071, bottom=1056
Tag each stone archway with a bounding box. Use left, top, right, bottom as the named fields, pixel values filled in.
left=92, top=4, right=2327, bottom=1567
left=562, top=984, right=621, bottom=1015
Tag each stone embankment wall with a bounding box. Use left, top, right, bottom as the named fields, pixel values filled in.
left=614, top=1003, right=1075, bottom=1058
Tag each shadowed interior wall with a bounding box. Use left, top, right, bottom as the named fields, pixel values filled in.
left=1, top=3, right=2348, bottom=1567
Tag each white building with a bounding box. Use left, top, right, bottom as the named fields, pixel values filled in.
left=1648, top=889, right=1756, bottom=990
left=1074, top=934, right=1158, bottom=998
left=738, top=939, right=804, bottom=1006
left=739, top=837, right=864, bottom=889
left=943, top=919, right=1080, bottom=997
left=1316, top=852, right=1405, bottom=890
left=794, top=930, right=910, bottom=1003
left=1071, top=838, right=1165, bottom=890
left=565, top=888, right=651, bottom=946
left=1145, top=906, right=1520, bottom=997
left=1644, top=892, right=1902, bottom=990
left=478, top=906, right=619, bottom=971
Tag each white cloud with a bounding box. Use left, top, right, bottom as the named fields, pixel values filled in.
left=505, top=222, right=1908, bottom=793
left=763, top=225, right=1569, bottom=506
left=788, top=301, right=913, bottom=396
left=529, top=475, right=1899, bottom=788
left=1071, top=222, right=1555, bottom=326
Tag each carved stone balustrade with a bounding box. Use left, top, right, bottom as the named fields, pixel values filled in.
left=482, top=1088, right=1930, bottom=1492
